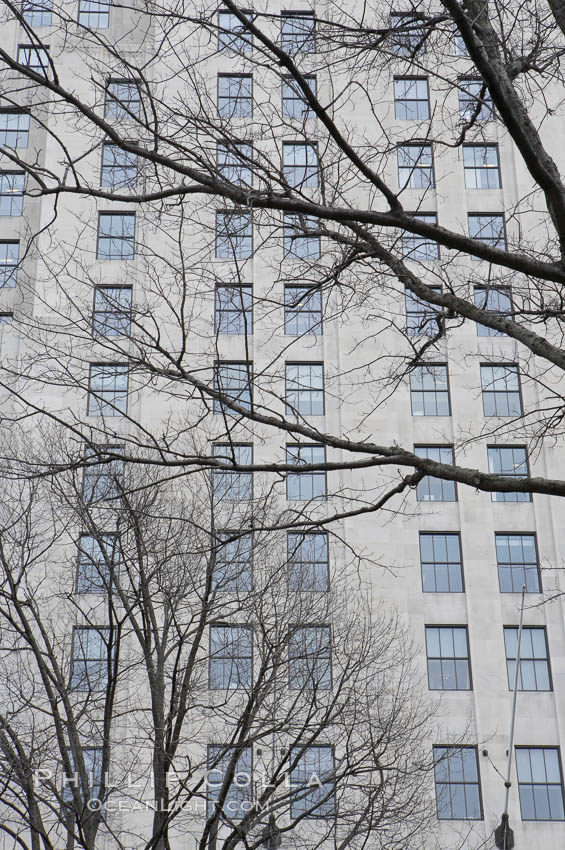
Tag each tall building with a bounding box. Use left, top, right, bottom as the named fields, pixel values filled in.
left=1, top=3, right=565, bottom=849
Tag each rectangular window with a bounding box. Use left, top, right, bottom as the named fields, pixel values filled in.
left=82, top=445, right=124, bottom=504
left=504, top=627, right=551, bottom=691
left=426, top=626, right=471, bottom=690
left=481, top=365, right=522, bottom=417
left=22, top=0, right=52, bottom=26
left=286, top=444, right=327, bottom=501
left=410, top=364, right=450, bottom=416
left=285, top=285, right=322, bottom=335
left=104, top=80, right=141, bottom=119
left=88, top=364, right=128, bottom=416
left=207, top=747, right=252, bottom=818
left=214, top=362, right=253, bottom=414
left=215, top=211, right=253, bottom=259
left=420, top=533, right=464, bottom=593
left=290, top=746, right=334, bottom=817
left=397, top=144, right=434, bottom=189
left=18, top=45, right=50, bottom=76
left=0, top=172, right=25, bottom=216
left=77, top=533, right=119, bottom=593
left=459, top=79, right=493, bottom=121
left=496, top=534, right=540, bottom=593
left=288, top=532, right=329, bottom=591
left=100, top=144, right=137, bottom=189
left=289, top=625, right=331, bottom=689
left=516, top=748, right=565, bottom=820
left=283, top=214, right=321, bottom=259
left=405, top=286, right=441, bottom=336
left=212, top=443, right=253, bottom=500
left=93, top=286, right=132, bottom=337
left=463, top=145, right=500, bottom=189
left=215, top=284, right=252, bottom=334
left=209, top=625, right=253, bottom=688
left=213, top=532, right=253, bottom=592
left=0, top=313, right=13, bottom=325
left=402, top=214, right=439, bottom=260
left=474, top=286, right=512, bottom=336
left=468, top=214, right=506, bottom=251
left=394, top=77, right=430, bottom=120
left=217, top=142, right=253, bottom=186
left=97, top=213, right=135, bottom=260
left=71, top=626, right=110, bottom=691
left=63, top=747, right=103, bottom=806
left=434, top=747, right=482, bottom=820
left=282, top=75, right=317, bottom=119
left=390, top=12, right=426, bottom=55
left=487, top=446, right=530, bottom=502
left=217, top=10, right=252, bottom=53
left=0, top=111, right=29, bottom=148
left=218, top=74, right=253, bottom=119
left=415, top=445, right=457, bottom=502
left=283, top=142, right=319, bottom=189
left=285, top=363, right=324, bottom=416
left=78, top=0, right=109, bottom=27
left=0, top=241, right=19, bottom=287
left=280, top=11, right=316, bottom=53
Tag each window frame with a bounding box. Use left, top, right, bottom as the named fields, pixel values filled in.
left=415, top=445, right=458, bottom=503
left=289, top=745, right=335, bottom=819
left=495, top=532, right=541, bottom=594
left=0, top=171, right=25, bottom=216
left=217, top=74, right=254, bottom=119
left=463, top=144, right=501, bottom=189
left=92, top=285, right=132, bottom=337
left=76, top=532, right=119, bottom=594
left=397, top=143, right=435, bottom=189
left=214, top=283, right=253, bottom=334
left=402, top=213, right=439, bottom=261
left=394, top=76, right=430, bottom=120
left=96, top=212, right=136, bottom=260
left=287, top=531, right=329, bottom=591
left=389, top=11, right=427, bottom=55
left=420, top=532, right=464, bottom=593
left=480, top=364, right=523, bottom=418
left=81, top=444, right=125, bottom=505
left=504, top=626, right=552, bottom=692
left=425, top=625, right=472, bottom=691
left=0, top=110, right=30, bottom=149
left=289, top=624, right=332, bottom=690
left=100, top=143, right=138, bottom=190
left=433, top=746, right=483, bottom=820
left=280, top=11, right=316, bottom=54
left=207, top=744, right=253, bottom=818
left=0, top=240, right=20, bottom=288
left=78, top=0, right=110, bottom=28
left=70, top=625, right=111, bottom=692
left=21, top=0, right=52, bottom=27
left=282, top=141, right=319, bottom=189
left=283, top=213, right=321, bottom=260
left=87, top=363, right=129, bottom=416
left=212, top=531, right=253, bottom=593
left=487, top=445, right=531, bottom=503
left=468, top=213, right=507, bottom=253
left=217, top=141, right=253, bottom=187
left=213, top=361, right=253, bottom=415
left=286, top=443, right=327, bottom=501
left=284, top=285, right=323, bottom=335
left=104, top=79, right=142, bottom=120
left=215, top=210, right=253, bottom=259
left=17, top=44, right=50, bottom=77
left=217, top=9, right=253, bottom=53
left=458, top=78, right=494, bottom=121
left=282, top=75, right=317, bottom=119
left=208, top=624, right=253, bottom=689
left=474, top=285, right=513, bottom=336
left=212, top=443, right=253, bottom=501
left=285, top=362, right=325, bottom=417
left=409, top=363, right=451, bottom=416
left=516, top=747, right=565, bottom=821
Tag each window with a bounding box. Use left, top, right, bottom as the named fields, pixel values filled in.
left=217, top=142, right=253, bottom=186
left=77, top=533, right=119, bottom=593
left=100, top=144, right=137, bottom=189
left=516, top=748, right=565, bottom=821
left=207, top=745, right=252, bottom=818
left=288, top=532, right=329, bottom=591
left=394, top=78, right=430, bottom=120
left=82, top=445, right=124, bottom=504
left=468, top=214, right=506, bottom=251
left=285, top=363, right=324, bottom=416
left=426, top=626, right=471, bottom=690
left=415, top=445, right=457, bottom=502
left=289, top=626, right=331, bottom=689
left=397, top=144, right=434, bottom=189
left=402, top=214, right=439, bottom=260
left=283, top=142, right=319, bottom=189
left=487, top=446, right=530, bottom=502
left=405, top=287, right=442, bottom=336
left=88, top=364, right=128, bottom=416
left=216, top=211, right=253, bottom=259
left=104, top=80, right=141, bottom=119
left=282, top=75, right=317, bottom=119
left=410, top=365, right=450, bottom=416
left=0, top=242, right=19, bottom=287
left=63, top=747, right=103, bottom=807
left=474, top=286, right=512, bottom=336
left=504, top=627, right=551, bottom=691
left=290, top=746, right=334, bottom=818
left=215, top=284, right=252, bottom=334
left=434, top=747, right=482, bottom=820
left=218, top=10, right=252, bottom=53
left=212, top=443, right=253, bottom=500
left=71, top=626, right=110, bottom=691
left=0, top=172, right=25, bottom=216
left=0, top=111, right=30, bottom=148
left=78, top=0, right=110, bottom=27
left=93, top=286, right=132, bottom=336
left=390, top=12, right=426, bottom=55
left=18, top=45, right=50, bottom=77
left=213, top=532, right=253, bottom=592
left=496, top=534, right=541, bottom=593
left=283, top=214, right=321, bottom=259
left=481, top=365, right=522, bottom=417
left=286, top=444, right=327, bottom=501
left=214, top=362, right=253, bottom=414
left=22, top=0, right=52, bottom=26
left=209, top=625, right=252, bottom=688
left=463, top=145, right=500, bottom=189
left=0, top=313, right=13, bottom=325
left=280, top=11, right=316, bottom=53
left=285, top=285, right=322, bottom=335
left=218, top=75, right=253, bottom=119
left=459, top=79, right=493, bottom=121
left=420, top=533, right=463, bottom=593
left=97, top=213, right=135, bottom=260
